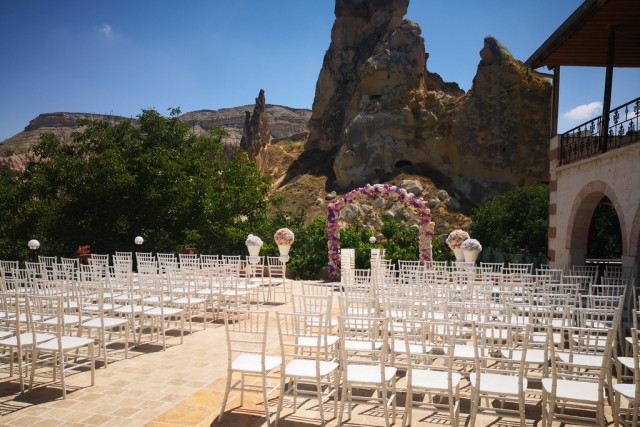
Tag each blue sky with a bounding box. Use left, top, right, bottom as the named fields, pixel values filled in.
left=1, top=0, right=638, bottom=142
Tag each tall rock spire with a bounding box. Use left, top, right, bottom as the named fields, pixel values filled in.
left=240, top=89, right=271, bottom=171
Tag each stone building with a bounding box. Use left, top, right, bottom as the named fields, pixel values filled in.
left=526, top=0, right=639, bottom=273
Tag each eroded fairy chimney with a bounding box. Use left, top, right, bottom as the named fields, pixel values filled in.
left=240, top=89, right=271, bottom=170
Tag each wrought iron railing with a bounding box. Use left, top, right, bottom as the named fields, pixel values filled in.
left=560, top=96, right=640, bottom=165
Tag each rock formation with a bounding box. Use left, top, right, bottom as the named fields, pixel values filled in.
left=240, top=89, right=271, bottom=170
left=1, top=105, right=310, bottom=170
left=306, top=0, right=551, bottom=210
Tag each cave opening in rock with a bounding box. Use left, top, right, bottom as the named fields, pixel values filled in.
left=395, top=160, right=413, bottom=169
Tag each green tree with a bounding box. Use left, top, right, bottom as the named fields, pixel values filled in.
left=286, top=216, right=330, bottom=280
left=469, top=184, right=549, bottom=256
left=0, top=108, right=271, bottom=259
left=587, top=203, right=622, bottom=259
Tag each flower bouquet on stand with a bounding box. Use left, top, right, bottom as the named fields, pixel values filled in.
left=274, top=228, right=294, bottom=261
left=446, top=229, right=470, bottom=262
left=460, top=238, right=482, bottom=264
left=245, top=234, right=263, bottom=264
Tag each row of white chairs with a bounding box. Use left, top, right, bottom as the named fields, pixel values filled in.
left=220, top=286, right=622, bottom=426
left=0, top=254, right=293, bottom=398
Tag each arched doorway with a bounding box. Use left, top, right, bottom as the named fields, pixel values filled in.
left=567, top=181, right=627, bottom=266
left=586, top=196, right=623, bottom=259
left=326, top=184, right=434, bottom=278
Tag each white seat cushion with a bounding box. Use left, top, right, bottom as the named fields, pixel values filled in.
left=232, top=354, right=281, bottom=373
left=470, top=372, right=527, bottom=395
left=613, top=382, right=637, bottom=401
left=411, top=369, right=461, bottom=391
left=346, top=363, right=397, bottom=384
left=285, top=359, right=339, bottom=378
left=542, top=378, right=602, bottom=403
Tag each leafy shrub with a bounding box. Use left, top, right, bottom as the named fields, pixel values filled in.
left=470, top=184, right=549, bottom=256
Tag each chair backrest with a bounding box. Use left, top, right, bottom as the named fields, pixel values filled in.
left=157, top=253, right=177, bottom=272
left=223, top=309, right=273, bottom=364
left=338, top=294, right=379, bottom=317
left=89, top=254, right=109, bottom=268
left=339, top=315, right=389, bottom=365
left=584, top=294, right=625, bottom=311
left=300, top=281, right=334, bottom=296
left=480, top=262, right=504, bottom=273
left=114, top=251, right=132, bottom=261
left=506, top=263, right=533, bottom=275
left=200, top=254, right=219, bottom=264
left=381, top=295, right=425, bottom=321
left=573, top=306, right=621, bottom=332
left=221, top=255, right=241, bottom=264
left=402, top=319, right=458, bottom=378
left=291, top=293, right=333, bottom=319
left=472, top=322, right=532, bottom=383
left=0, top=260, right=19, bottom=278
left=277, top=311, right=328, bottom=364
left=179, top=253, right=200, bottom=270
left=244, top=256, right=265, bottom=279
left=135, top=252, right=154, bottom=264
left=570, top=264, right=599, bottom=284
left=548, top=324, right=613, bottom=378
left=38, top=255, right=58, bottom=268
left=604, top=265, right=635, bottom=280
left=60, top=257, right=80, bottom=270
left=266, top=256, right=285, bottom=280
left=25, top=261, right=43, bottom=277
left=354, top=268, right=372, bottom=282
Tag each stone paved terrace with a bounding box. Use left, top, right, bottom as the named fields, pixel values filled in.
left=0, top=280, right=616, bottom=426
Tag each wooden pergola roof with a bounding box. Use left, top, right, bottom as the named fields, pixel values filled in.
left=526, top=0, right=640, bottom=69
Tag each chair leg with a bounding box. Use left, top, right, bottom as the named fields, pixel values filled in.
left=219, top=373, right=232, bottom=422
left=469, top=386, right=478, bottom=427
left=275, top=375, right=286, bottom=427
left=316, top=378, right=324, bottom=425
left=337, top=380, right=347, bottom=426
left=59, top=351, right=67, bottom=399
left=402, top=388, right=411, bottom=427
left=262, top=372, right=271, bottom=427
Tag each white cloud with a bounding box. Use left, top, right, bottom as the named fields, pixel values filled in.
left=100, top=24, right=115, bottom=39
left=563, top=102, right=602, bottom=121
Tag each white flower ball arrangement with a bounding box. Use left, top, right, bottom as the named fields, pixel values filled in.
left=446, top=229, right=470, bottom=250
left=460, top=238, right=482, bottom=251
left=274, top=228, right=295, bottom=246
left=245, top=234, right=263, bottom=247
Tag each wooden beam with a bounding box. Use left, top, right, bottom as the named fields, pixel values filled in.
left=600, top=25, right=615, bottom=153
left=552, top=66, right=560, bottom=137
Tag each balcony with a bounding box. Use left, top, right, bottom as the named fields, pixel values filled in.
left=559, top=96, right=640, bottom=165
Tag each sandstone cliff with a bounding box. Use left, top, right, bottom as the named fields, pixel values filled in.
left=306, top=0, right=551, bottom=210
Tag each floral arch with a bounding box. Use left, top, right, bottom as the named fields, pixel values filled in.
left=327, top=183, right=435, bottom=278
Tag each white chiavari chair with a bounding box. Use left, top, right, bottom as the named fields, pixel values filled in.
left=614, top=327, right=640, bottom=426
left=469, top=322, right=532, bottom=426
left=542, top=325, right=614, bottom=426
left=275, top=311, right=340, bottom=425
left=337, top=315, right=397, bottom=427
left=29, top=294, right=95, bottom=398
left=218, top=309, right=281, bottom=427
left=402, top=319, right=461, bottom=427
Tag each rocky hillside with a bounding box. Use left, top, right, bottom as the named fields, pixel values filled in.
left=265, top=136, right=470, bottom=236
left=0, top=105, right=311, bottom=169
left=308, top=0, right=551, bottom=211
